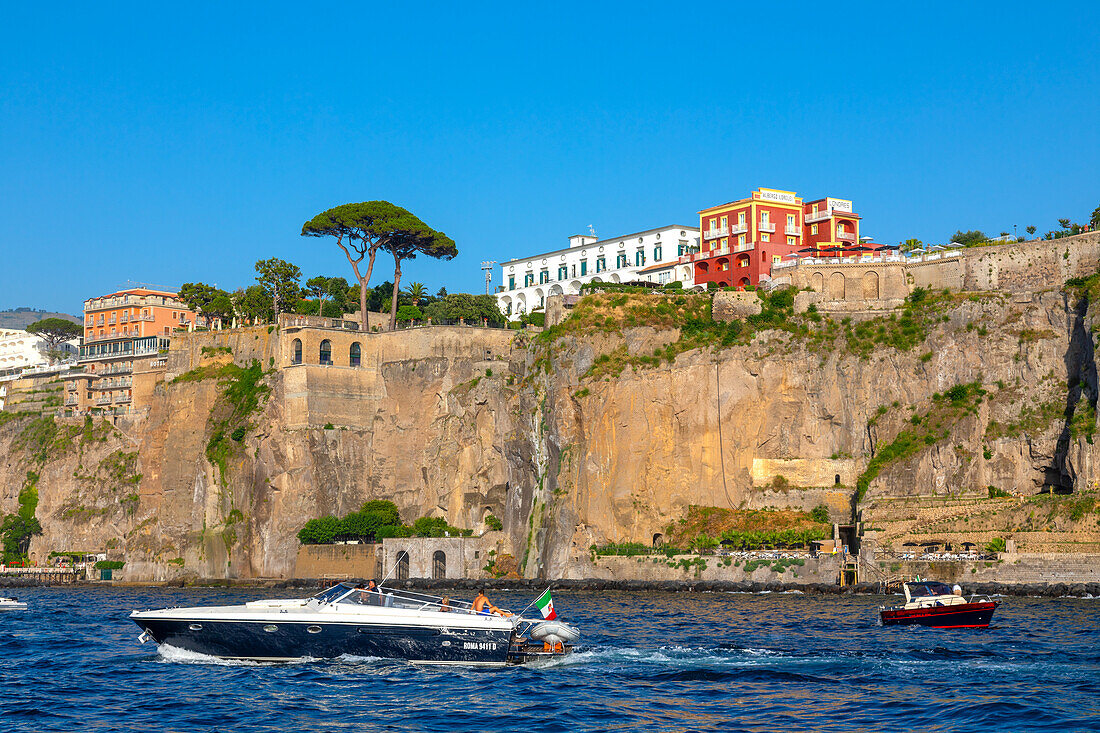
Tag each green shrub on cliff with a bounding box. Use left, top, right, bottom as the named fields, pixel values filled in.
left=1, top=513, right=41, bottom=562
left=396, top=304, right=422, bottom=323
left=297, top=515, right=343, bottom=544
left=857, top=382, right=987, bottom=500
left=422, top=293, right=505, bottom=325
left=297, top=500, right=474, bottom=544
left=204, top=360, right=270, bottom=484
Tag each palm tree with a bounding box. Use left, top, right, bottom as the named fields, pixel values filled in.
left=404, top=282, right=428, bottom=307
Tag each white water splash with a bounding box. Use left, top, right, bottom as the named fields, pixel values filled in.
left=155, top=644, right=318, bottom=667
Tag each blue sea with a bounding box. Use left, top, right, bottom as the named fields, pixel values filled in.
left=1, top=587, right=1098, bottom=732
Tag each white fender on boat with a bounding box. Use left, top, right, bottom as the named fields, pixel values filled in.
left=528, top=620, right=580, bottom=645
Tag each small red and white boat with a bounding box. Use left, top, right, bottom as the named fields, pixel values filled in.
left=880, top=581, right=998, bottom=628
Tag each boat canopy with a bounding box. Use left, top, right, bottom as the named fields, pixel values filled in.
left=905, top=581, right=954, bottom=597
left=312, top=583, right=356, bottom=603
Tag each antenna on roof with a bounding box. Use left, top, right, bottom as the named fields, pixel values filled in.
left=481, top=261, right=496, bottom=295
left=587, top=224, right=596, bottom=237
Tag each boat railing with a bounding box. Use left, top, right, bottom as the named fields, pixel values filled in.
left=319, top=583, right=516, bottom=618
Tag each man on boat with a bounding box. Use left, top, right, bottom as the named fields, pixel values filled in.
left=473, top=589, right=511, bottom=616
left=358, top=580, right=379, bottom=605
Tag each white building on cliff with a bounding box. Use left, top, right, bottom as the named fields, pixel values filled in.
left=0, top=328, right=77, bottom=380
left=496, top=225, right=700, bottom=319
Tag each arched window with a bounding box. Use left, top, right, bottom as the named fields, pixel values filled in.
left=349, top=342, right=361, bottom=367
left=319, top=339, right=332, bottom=365
left=395, top=550, right=409, bottom=581
left=432, top=550, right=446, bottom=579
left=292, top=339, right=302, bottom=364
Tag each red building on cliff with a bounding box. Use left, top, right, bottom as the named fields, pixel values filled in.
left=686, top=188, right=861, bottom=287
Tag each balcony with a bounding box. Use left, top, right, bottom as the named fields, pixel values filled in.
left=730, top=223, right=748, bottom=235
left=785, top=225, right=802, bottom=236
left=805, top=210, right=832, bottom=224
left=836, top=231, right=857, bottom=242
left=681, top=242, right=754, bottom=263
left=65, top=397, right=79, bottom=406
left=120, top=314, right=129, bottom=323
left=115, top=394, right=132, bottom=404
left=758, top=222, right=776, bottom=233
left=703, top=227, right=729, bottom=240
left=95, top=396, right=112, bottom=406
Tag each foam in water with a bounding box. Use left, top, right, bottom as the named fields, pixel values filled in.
left=155, top=644, right=319, bottom=667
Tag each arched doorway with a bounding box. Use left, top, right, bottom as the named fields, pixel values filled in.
left=828, top=272, right=845, bottom=300
left=349, top=342, right=361, bottom=367
left=432, top=550, right=446, bottom=579
left=319, top=339, right=332, bottom=365
left=395, top=550, right=409, bottom=580
left=811, top=272, right=824, bottom=292
left=737, top=277, right=750, bottom=287
left=862, top=271, right=880, bottom=300
left=292, top=338, right=302, bottom=364
left=652, top=533, right=664, bottom=547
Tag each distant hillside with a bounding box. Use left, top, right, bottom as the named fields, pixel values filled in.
left=0, top=308, right=81, bottom=329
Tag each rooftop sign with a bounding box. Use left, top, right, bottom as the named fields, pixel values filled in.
left=827, top=197, right=853, bottom=213
left=756, top=188, right=798, bottom=205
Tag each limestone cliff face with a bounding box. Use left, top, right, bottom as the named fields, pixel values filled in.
left=4, top=281, right=1100, bottom=580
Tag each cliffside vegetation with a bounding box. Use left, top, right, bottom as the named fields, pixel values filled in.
left=591, top=506, right=831, bottom=558
left=857, top=382, right=987, bottom=500
left=544, top=286, right=970, bottom=386
left=0, top=415, right=124, bottom=560
left=297, top=500, right=473, bottom=544
left=174, top=360, right=270, bottom=485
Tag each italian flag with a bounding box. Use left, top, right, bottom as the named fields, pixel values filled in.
left=534, top=588, right=557, bottom=620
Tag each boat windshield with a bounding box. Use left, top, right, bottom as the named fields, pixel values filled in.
left=312, top=583, right=355, bottom=604
left=906, top=581, right=954, bottom=597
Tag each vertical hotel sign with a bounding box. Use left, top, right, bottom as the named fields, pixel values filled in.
left=826, top=197, right=853, bottom=213
left=757, top=188, right=797, bottom=204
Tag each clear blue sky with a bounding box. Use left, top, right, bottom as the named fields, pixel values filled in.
left=2, top=2, right=1098, bottom=315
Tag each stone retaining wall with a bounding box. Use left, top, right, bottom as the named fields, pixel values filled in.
left=293, top=543, right=380, bottom=579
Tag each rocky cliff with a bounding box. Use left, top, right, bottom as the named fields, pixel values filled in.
left=5, top=239, right=1100, bottom=581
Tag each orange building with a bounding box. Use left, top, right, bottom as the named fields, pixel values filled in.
left=82, top=287, right=196, bottom=343
left=689, top=188, right=861, bottom=288
left=64, top=288, right=197, bottom=415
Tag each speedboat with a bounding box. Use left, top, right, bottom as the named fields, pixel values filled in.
left=0, top=597, right=27, bottom=611
left=880, top=581, right=998, bottom=628
left=130, top=583, right=580, bottom=665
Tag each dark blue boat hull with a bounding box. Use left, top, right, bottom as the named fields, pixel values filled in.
left=132, top=617, right=514, bottom=664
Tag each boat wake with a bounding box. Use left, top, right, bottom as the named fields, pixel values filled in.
left=155, top=644, right=320, bottom=667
